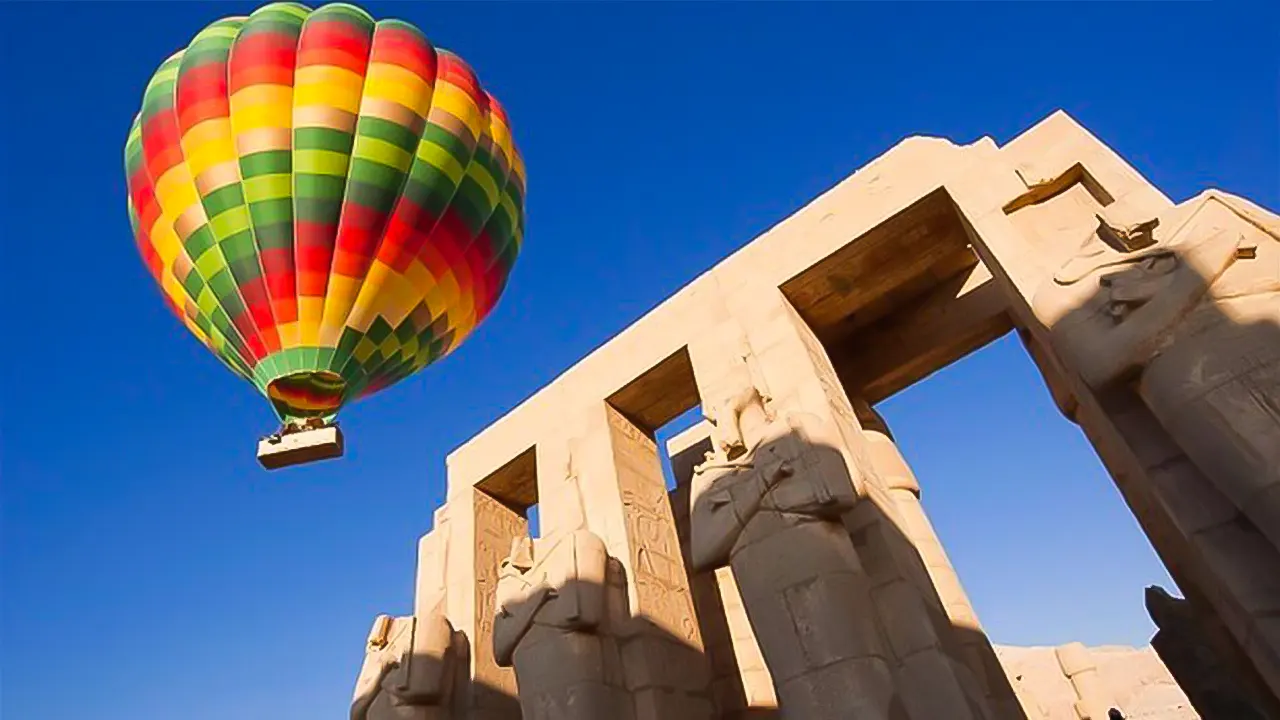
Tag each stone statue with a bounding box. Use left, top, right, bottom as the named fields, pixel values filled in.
left=688, top=383, right=897, bottom=719
left=351, top=604, right=460, bottom=720
left=493, top=527, right=629, bottom=720
left=1146, top=586, right=1277, bottom=719
left=1031, top=190, right=1280, bottom=550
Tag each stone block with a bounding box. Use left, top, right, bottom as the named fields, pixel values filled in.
left=1056, top=642, right=1095, bottom=677
left=1147, top=456, right=1240, bottom=537
left=775, top=656, right=902, bottom=720
left=1192, top=521, right=1280, bottom=616
left=632, top=687, right=714, bottom=720
left=871, top=578, right=941, bottom=661
left=784, top=571, right=889, bottom=669
left=740, top=668, right=779, bottom=708
left=898, top=651, right=981, bottom=720
left=620, top=633, right=711, bottom=694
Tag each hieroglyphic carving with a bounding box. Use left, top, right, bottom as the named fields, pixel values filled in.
left=471, top=492, right=528, bottom=700
left=807, top=338, right=860, bottom=432
left=621, top=480, right=700, bottom=643
left=776, top=301, right=859, bottom=429
left=583, top=402, right=702, bottom=646
left=775, top=302, right=878, bottom=502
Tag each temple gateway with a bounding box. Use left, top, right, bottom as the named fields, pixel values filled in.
left=351, top=111, right=1280, bottom=720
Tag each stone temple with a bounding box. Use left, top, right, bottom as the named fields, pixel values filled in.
left=349, top=111, right=1280, bottom=720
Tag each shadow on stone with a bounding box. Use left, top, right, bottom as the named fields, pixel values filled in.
left=670, top=425, right=1021, bottom=719
left=1147, top=585, right=1280, bottom=720
left=1036, top=195, right=1280, bottom=715
left=353, top=612, right=521, bottom=720
left=491, top=525, right=716, bottom=719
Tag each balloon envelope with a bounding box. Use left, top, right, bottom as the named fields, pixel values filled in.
left=125, top=2, right=525, bottom=424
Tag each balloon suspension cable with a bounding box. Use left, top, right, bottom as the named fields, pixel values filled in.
left=267, top=416, right=332, bottom=443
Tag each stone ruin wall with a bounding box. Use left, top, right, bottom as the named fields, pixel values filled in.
left=351, top=110, right=1280, bottom=720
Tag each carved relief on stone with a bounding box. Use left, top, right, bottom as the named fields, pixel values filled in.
left=492, top=528, right=628, bottom=720
left=351, top=607, right=461, bottom=720
left=472, top=495, right=528, bottom=697
left=622, top=480, right=699, bottom=643
left=688, top=379, right=894, bottom=719
left=1030, top=190, right=1280, bottom=550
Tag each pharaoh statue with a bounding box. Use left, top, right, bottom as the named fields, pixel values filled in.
left=351, top=600, right=461, bottom=720
left=493, top=524, right=630, bottom=720
left=688, top=381, right=899, bottom=719
left=1031, top=189, right=1280, bottom=550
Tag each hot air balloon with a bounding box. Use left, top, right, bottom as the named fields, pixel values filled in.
left=125, top=2, right=525, bottom=469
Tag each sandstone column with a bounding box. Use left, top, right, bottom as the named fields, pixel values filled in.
left=669, top=425, right=781, bottom=718
left=684, top=285, right=995, bottom=719
left=537, top=402, right=715, bottom=720
left=956, top=160, right=1280, bottom=701
left=1146, top=585, right=1280, bottom=720
left=854, top=400, right=1023, bottom=719
left=493, top=528, right=633, bottom=719
left=436, top=489, right=527, bottom=720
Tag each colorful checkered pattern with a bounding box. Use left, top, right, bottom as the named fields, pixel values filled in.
left=125, top=2, right=525, bottom=423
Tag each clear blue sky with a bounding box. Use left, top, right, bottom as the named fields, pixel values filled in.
left=1, top=2, right=1276, bottom=719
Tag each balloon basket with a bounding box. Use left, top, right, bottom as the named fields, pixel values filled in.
left=257, top=424, right=345, bottom=470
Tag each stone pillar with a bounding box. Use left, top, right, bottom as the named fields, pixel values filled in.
left=1016, top=328, right=1078, bottom=423
left=953, top=161, right=1280, bottom=702
left=669, top=426, right=780, bottom=718
left=492, top=528, right=634, bottom=720
left=538, top=402, right=715, bottom=720
left=1055, top=642, right=1115, bottom=720
left=1146, top=585, right=1280, bottom=720
left=854, top=400, right=1024, bottom=720
left=436, top=488, right=527, bottom=720
left=684, top=317, right=893, bottom=719
left=415, top=519, right=449, bottom=620
left=684, top=286, right=999, bottom=719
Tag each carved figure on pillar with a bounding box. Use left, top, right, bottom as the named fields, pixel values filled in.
left=351, top=605, right=462, bottom=720
left=493, top=527, right=631, bottom=720
left=1032, top=190, right=1280, bottom=550
left=1146, top=585, right=1276, bottom=720
left=689, top=381, right=899, bottom=720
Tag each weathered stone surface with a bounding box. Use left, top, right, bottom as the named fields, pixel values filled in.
left=493, top=528, right=633, bottom=720
left=1147, top=586, right=1278, bottom=720
left=684, top=377, right=892, bottom=719
left=997, top=643, right=1195, bottom=720
left=357, top=110, right=1280, bottom=717
left=1032, top=191, right=1280, bottom=554
left=351, top=609, right=463, bottom=720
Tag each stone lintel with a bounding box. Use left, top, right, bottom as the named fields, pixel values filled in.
left=445, top=109, right=1155, bottom=495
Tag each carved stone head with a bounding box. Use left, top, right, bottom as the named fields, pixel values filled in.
left=501, top=536, right=535, bottom=574
left=707, top=383, right=773, bottom=462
